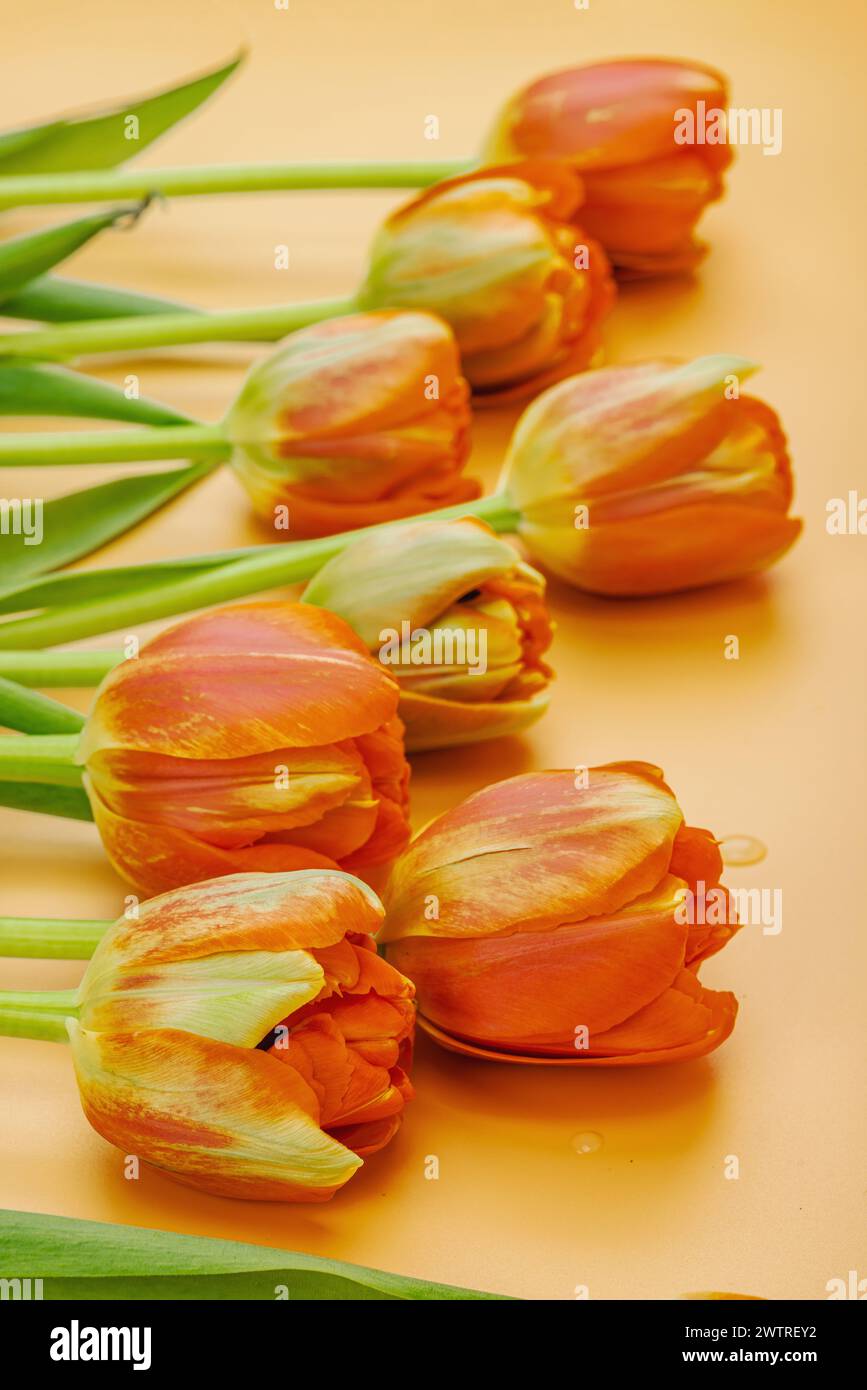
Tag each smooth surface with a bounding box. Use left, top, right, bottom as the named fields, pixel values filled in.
left=0, top=0, right=864, bottom=1300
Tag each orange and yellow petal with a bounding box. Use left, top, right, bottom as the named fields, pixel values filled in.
left=388, top=875, right=687, bottom=1053
left=381, top=763, right=683, bottom=942
left=69, top=1023, right=362, bottom=1202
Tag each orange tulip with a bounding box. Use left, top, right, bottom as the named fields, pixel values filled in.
left=224, top=310, right=475, bottom=537
left=481, top=58, right=733, bottom=277
left=501, top=355, right=802, bottom=595
left=357, top=164, right=615, bottom=399
left=77, top=603, right=411, bottom=895
left=69, top=870, right=414, bottom=1201
left=381, top=763, right=740, bottom=1065
left=303, top=517, right=553, bottom=750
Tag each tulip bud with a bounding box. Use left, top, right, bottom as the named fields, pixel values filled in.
left=357, top=164, right=615, bottom=399
left=224, top=310, right=475, bottom=537
left=501, top=356, right=802, bottom=595
left=69, top=869, right=415, bottom=1201
left=303, top=517, right=553, bottom=751
left=381, top=763, right=740, bottom=1065
left=481, top=58, right=733, bottom=277
left=77, top=602, right=411, bottom=895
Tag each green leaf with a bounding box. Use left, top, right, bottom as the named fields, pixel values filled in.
left=0, top=675, right=84, bottom=734
left=0, top=461, right=214, bottom=582
left=0, top=546, right=257, bottom=615
left=0, top=361, right=190, bottom=423
left=0, top=783, right=92, bottom=820
left=0, top=207, right=141, bottom=301
left=0, top=1209, right=511, bottom=1300
left=0, top=274, right=194, bottom=323
left=0, top=54, right=244, bottom=176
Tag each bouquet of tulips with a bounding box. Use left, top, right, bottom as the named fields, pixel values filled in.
left=0, top=43, right=801, bottom=1301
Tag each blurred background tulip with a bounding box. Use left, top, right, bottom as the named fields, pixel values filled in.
left=0, top=55, right=731, bottom=285
left=381, top=763, right=740, bottom=1064
left=225, top=310, right=476, bottom=536
left=303, top=517, right=553, bottom=751
left=481, top=58, right=733, bottom=277
left=65, top=870, right=414, bottom=1201
left=502, top=355, right=802, bottom=595
left=358, top=165, right=615, bottom=399
left=76, top=603, right=411, bottom=894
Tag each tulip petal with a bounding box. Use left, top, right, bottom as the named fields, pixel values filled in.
left=84, top=788, right=346, bottom=895
left=388, top=875, right=687, bottom=1051
left=381, top=764, right=683, bottom=941
left=481, top=58, right=731, bottom=173
left=74, top=870, right=385, bottom=1043
left=505, top=356, right=759, bottom=517
left=415, top=980, right=736, bottom=1066
left=398, top=686, right=550, bottom=752
left=587, top=967, right=735, bottom=1055
left=271, top=1015, right=409, bottom=1129
left=69, top=1023, right=362, bottom=1201
left=303, top=518, right=528, bottom=649
left=525, top=500, right=802, bottom=596
left=85, top=743, right=370, bottom=849
left=78, top=946, right=324, bottom=1048
left=79, top=603, right=399, bottom=761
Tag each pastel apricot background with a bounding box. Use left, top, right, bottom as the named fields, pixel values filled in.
left=0, top=0, right=864, bottom=1300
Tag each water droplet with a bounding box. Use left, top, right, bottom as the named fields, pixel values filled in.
left=719, top=835, right=767, bottom=867
left=571, top=1130, right=603, bottom=1156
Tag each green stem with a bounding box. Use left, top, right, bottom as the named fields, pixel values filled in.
left=0, top=422, right=229, bottom=467
left=0, top=650, right=123, bottom=686
left=0, top=732, right=82, bottom=785
left=0, top=917, right=107, bottom=958
left=0, top=296, right=358, bottom=361
left=0, top=160, right=472, bottom=210
left=0, top=491, right=522, bottom=649
left=0, top=988, right=78, bottom=1041
left=0, top=676, right=84, bottom=734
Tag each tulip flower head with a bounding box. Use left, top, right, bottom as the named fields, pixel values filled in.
left=303, top=517, right=554, bottom=751
left=501, top=355, right=802, bottom=596
left=69, top=870, right=415, bottom=1201
left=357, top=164, right=615, bottom=399
left=224, top=310, right=475, bottom=537
left=482, top=58, right=733, bottom=277
left=381, top=763, right=740, bottom=1065
left=77, top=602, right=411, bottom=895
